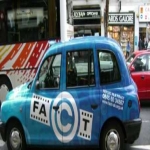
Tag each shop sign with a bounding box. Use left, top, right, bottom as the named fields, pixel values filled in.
left=73, top=10, right=100, bottom=19
left=108, top=13, right=134, bottom=25
left=139, top=5, right=150, bottom=22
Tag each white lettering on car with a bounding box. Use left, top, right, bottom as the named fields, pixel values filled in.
left=30, top=94, right=51, bottom=126
left=77, top=109, right=93, bottom=140
left=30, top=92, right=94, bottom=143
left=102, top=90, right=124, bottom=110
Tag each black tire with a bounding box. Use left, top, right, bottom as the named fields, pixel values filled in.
left=6, top=121, right=26, bottom=150
left=0, top=76, right=13, bottom=102
left=0, top=76, right=12, bottom=91
left=100, top=121, right=124, bottom=150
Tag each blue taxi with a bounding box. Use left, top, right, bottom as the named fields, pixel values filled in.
left=0, top=36, right=142, bottom=150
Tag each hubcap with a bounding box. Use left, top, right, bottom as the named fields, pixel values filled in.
left=10, top=129, right=22, bottom=150
left=106, top=130, right=120, bottom=150
left=0, top=84, right=9, bottom=102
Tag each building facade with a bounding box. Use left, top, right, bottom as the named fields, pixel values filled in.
left=72, top=0, right=150, bottom=51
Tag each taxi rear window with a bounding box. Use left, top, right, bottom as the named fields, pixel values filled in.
left=98, top=50, right=121, bottom=84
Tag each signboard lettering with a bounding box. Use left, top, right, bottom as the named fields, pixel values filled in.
left=73, top=10, right=100, bottom=19
left=109, top=13, right=134, bottom=25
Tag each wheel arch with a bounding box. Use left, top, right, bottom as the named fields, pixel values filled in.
left=100, top=117, right=126, bottom=143
left=4, top=117, right=26, bottom=142
left=0, top=74, right=13, bottom=90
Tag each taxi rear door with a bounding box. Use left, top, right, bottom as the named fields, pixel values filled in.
left=60, top=47, right=101, bottom=145
left=131, top=54, right=148, bottom=100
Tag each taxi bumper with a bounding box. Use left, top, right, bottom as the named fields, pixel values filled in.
left=124, top=118, right=142, bottom=144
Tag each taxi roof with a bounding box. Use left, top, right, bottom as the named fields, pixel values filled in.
left=46, top=36, right=122, bottom=56
left=53, top=36, right=119, bottom=47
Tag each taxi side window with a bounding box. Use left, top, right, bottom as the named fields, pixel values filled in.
left=38, top=54, right=61, bottom=89
left=98, top=51, right=121, bottom=84
left=66, top=50, right=95, bottom=87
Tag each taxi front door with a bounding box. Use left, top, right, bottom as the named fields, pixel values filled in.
left=25, top=53, right=63, bottom=146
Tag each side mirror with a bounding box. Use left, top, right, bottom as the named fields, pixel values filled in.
left=36, top=80, right=40, bottom=90
left=130, top=65, right=135, bottom=72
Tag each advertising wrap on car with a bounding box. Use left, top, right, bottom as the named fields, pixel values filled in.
left=0, top=36, right=142, bottom=150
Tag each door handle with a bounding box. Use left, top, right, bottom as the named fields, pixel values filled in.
left=53, top=106, right=59, bottom=111
left=91, top=104, right=98, bottom=109
left=141, top=75, right=145, bottom=79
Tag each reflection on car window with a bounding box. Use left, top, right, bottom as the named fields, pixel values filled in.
left=39, top=54, right=61, bottom=88
left=98, top=51, right=121, bottom=84
left=66, top=50, right=95, bottom=87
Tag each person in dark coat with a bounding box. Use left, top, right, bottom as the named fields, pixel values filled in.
left=126, top=40, right=131, bottom=59
left=138, top=38, right=143, bottom=50
left=143, top=37, right=148, bottom=50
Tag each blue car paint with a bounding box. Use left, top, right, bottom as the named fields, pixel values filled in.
left=0, top=36, right=141, bottom=147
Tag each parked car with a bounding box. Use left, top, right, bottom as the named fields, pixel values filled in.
left=127, top=50, right=150, bottom=101
left=0, top=36, right=141, bottom=150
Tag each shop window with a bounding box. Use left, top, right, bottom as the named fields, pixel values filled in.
left=108, top=25, right=134, bottom=56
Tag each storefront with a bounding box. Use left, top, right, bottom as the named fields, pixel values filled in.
left=108, top=12, right=135, bottom=55
left=73, top=5, right=101, bottom=37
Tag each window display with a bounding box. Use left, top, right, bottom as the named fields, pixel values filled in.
left=108, top=26, right=134, bottom=56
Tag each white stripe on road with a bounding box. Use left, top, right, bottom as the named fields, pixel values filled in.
left=131, top=145, right=150, bottom=150
left=142, top=120, right=150, bottom=123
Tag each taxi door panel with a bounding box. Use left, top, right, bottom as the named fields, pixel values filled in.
left=131, top=54, right=148, bottom=100
left=131, top=72, right=147, bottom=100
left=146, top=55, right=150, bottom=99
left=61, top=48, right=101, bottom=145
left=145, top=72, right=150, bottom=100
left=61, top=88, right=101, bottom=145
left=25, top=53, right=63, bottom=145
left=25, top=90, right=62, bottom=145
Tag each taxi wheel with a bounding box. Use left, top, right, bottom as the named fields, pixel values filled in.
left=100, top=121, right=124, bottom=150
left=6, top=121, right=26, bottom=150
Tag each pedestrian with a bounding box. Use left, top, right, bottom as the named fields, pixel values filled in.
left=126, top=39, right=131, bottom=59
left=147, top=39, right=150, bottom=49
left=143, top=37, right=148, bottom=50
left=138, top=37, right=143, bottom=50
